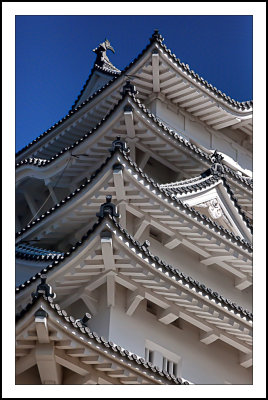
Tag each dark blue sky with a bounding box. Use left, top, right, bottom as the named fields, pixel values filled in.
left=15, top=15, right=253, bottom=153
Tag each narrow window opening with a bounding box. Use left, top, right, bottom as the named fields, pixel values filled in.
left=145, top=348, right=154, bottom=363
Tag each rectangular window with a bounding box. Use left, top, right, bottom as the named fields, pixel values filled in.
left=145, top=340, right=181, bottom=377
left=145, top=348, right=154, bottom=363
left=163, top=357, right=178, bottom=377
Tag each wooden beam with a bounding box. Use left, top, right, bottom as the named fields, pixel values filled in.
left=55, top=348, right=89, bottom=375
left=200, top=330, right=218, bottom=344
left=55, top=349, right=120, bottom=384
left=157, top=308, right=179, bottom=325
left=36, top=343, right=63, bottom=384
left=82, top=355, right=102, bottom=364
left=134, top=217, right=150, bottom=240
left=152, top=51, right=160, bottom=92
left=35, top=313, right=50, bottom=344
left=113, top=169, right=126, bottom=201
left=235, top=276, right=252, bottom=291
left=139, top=152, right=150, bottom=170
left=84, top=274, right=108, bottom=292
left=213, top=118, right=241, bottom=130
left=163, top=235, right=181, bottom=249
left=126, top=289, right=144, bottom=316
left=107, top=273, right=116, bottom=307
left=117, top=273, right=252, bottom=353
left=239, top=352, right=252, bottom=368
left=118, top=201, right=127, bottom=229
left=101, top=236, right=115, bottom=271
left=124, top=110, right=135, bottom=139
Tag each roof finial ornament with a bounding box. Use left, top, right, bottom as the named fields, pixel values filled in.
left=210, top=150, right=225, bottom=176
left=150, top=29, right=163, bottom=42
left=121, top=79, right=137, bottom=96
left=109, top=136, right=130, bottom=153
left=96, top=195, right=120, bottom=219
left=31, top=275, right=56, bottom=300
left=93, top=38, right=120, bottom=73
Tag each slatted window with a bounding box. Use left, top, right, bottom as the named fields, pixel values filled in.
left=163, top=357, right=178, bottom=377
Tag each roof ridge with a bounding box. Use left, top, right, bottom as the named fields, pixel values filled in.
left=15, top=295, right=188, bottom=384
left=15, top=213, right=252, bottom=321
left=160, top=174, right=220, bottom=191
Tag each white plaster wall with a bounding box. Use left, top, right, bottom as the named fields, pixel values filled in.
left=152, top=99, right=252, bottom=173
left=108, top=285, right=252, bottom=384
left=185, top=118, right=211, bottom=149
left=152, top=99, right=186, bottom=135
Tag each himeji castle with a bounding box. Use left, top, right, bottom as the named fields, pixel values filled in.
left=15, top=30, right=253, bottom=385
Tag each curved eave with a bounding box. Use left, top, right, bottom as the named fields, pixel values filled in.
left=15, top=215, right=252, bottom=324
left=16, top=296, right=185, bottom=385
left=16, top=92, right=253, bottom=196
left=15, top=149, right=252, bottom=254
left=16, top=31, right=252, bottom=161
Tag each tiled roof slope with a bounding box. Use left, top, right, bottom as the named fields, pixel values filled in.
left=15, top=148, right=253, bottom=252
left=15, top=214, right=252, bottom=322
left=15, top=295, right=189, bottom=385
left=16, top=30, right=252, bottom=159
left=16, top=243, right=64, bottom=261
left=16, top=91, right=253, bottom=192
